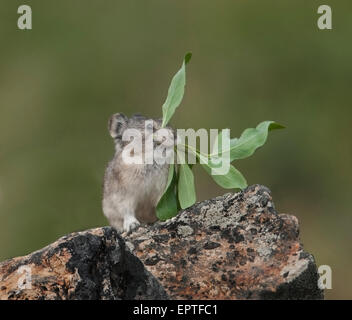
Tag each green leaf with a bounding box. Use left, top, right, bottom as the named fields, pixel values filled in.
left=177, top=163, right=196, bottom=209
left=156, top=182, right=178, bottom=221
left=200, top=155, right=247, bottom=189
left=179, top=144, right=247, bottom=190
left=211, top=129, right=230, bottom=156
left=165, top=162, right=175, bottom=190
left=226, top=121, right=284, bottom=161
left=156, top=163, right=178, bottom=221
left=161, top=53, right=192, bottom=128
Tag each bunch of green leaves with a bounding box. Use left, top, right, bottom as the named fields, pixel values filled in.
left=156, top=53, right=284, bottom=221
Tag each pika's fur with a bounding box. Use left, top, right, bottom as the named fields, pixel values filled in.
left=103, top=113, right=174, bottom=232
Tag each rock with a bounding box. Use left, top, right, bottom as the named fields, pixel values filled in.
left=0, top=185, right=323, bottom=300
left=125, top=185, right=323, bottom=300
left=0, top=227, right=168, bottom=300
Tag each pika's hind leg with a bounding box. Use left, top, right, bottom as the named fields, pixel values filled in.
left=103, top=196, right=140, bottom=233
left=103, top=197, right=124, bottom=232
left=108, top=216, right=124, bottom=233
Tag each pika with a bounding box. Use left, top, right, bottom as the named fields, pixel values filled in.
left=103, top=113, right=174, bottom=233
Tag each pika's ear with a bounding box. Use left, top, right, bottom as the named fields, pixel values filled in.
left=108, top=113, right=128, bottom=139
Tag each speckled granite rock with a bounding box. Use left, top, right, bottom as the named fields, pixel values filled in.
left=0, top=227, right=168, bottom=300
left=0, top=185, right=323, bottom=300
left=125, top=185, right=323, bottom=300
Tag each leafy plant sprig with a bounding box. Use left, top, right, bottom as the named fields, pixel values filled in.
left=156, top=53, right=284, bottom=220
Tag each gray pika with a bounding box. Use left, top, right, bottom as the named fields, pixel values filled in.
left=103, top=113, right=174, bottom=233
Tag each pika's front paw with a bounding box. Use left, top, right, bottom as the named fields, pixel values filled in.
left=123, top=215, right=140, bottom=233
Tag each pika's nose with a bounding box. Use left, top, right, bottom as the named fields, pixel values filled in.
left=153, top=129, right=175, bottom=146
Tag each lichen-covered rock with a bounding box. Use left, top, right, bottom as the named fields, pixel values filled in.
left=125, top=185, right=323, bottom=300
left=0, top=227, right=168, bottom=300
left=0, top=185, right=323, bottom=300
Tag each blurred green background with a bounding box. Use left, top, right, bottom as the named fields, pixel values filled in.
left=0, top=1, right=350, bottom=299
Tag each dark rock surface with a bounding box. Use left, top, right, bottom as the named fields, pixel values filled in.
left=0, top=227, right=168, bottom=300
left=0, top=185, right=323, bottom=300
left=125, top=185, right=324, bottom=300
